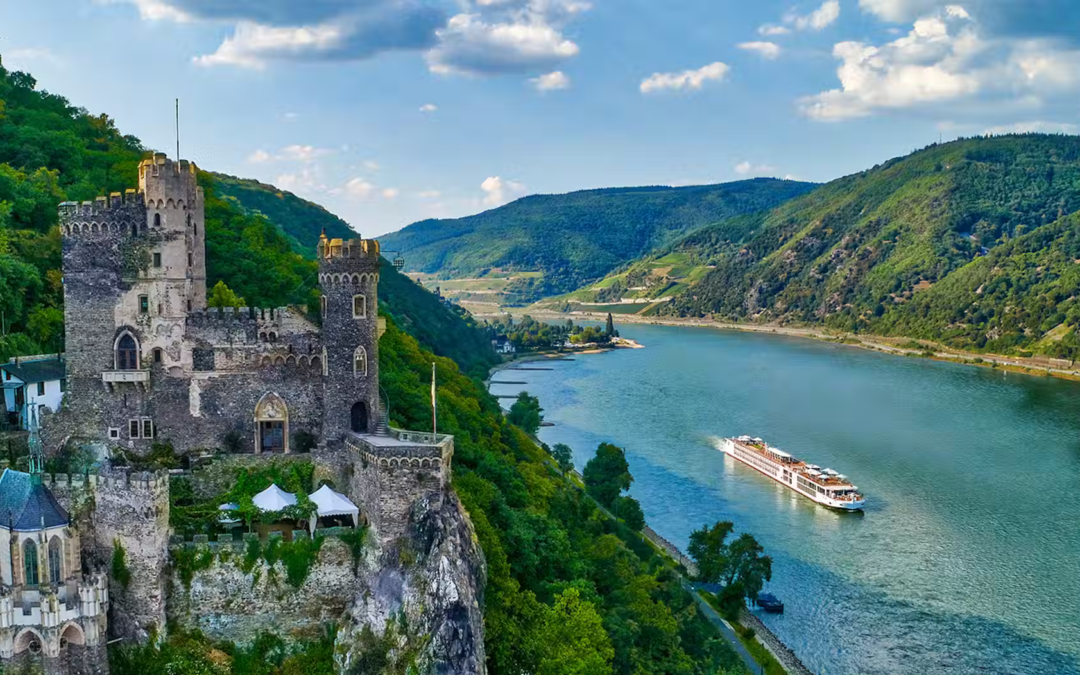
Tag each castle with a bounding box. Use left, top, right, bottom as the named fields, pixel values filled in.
left=0, top=154, right=477, bottom=674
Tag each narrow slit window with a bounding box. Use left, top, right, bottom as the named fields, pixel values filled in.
left=142, top=419, right=153, bottom=439
left=139, top=295, right=149, bottom=315
left=153, top=252, right=161, bottom=268
left=353, top=294, right=366, bottom=319
left=129, top=420, right=140, bottom=439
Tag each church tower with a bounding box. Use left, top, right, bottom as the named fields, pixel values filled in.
left=317, top=232, right=384, bottom=447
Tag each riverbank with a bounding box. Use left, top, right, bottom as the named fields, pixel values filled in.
left=484, top=337, right=643, bottom=384
left=495, top=309, right=1080, bottom=383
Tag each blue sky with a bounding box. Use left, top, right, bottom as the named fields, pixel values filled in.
left=2, top=0, right=1080, bottom=237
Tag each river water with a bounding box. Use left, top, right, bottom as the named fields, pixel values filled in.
left=489, top=324, right=1080, bottom=675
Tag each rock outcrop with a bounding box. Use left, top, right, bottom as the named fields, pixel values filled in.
left=336, top=491, right=486, bottom=674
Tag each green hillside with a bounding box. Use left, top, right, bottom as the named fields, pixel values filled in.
left=210, top=172, right=356, bottom=256
left=638, top=135, right=1080, bottom=359
left=377, top=179, right=817, bottom=301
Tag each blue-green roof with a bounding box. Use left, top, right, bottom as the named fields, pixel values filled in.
left=1, top=358, right=65, bottom=385
left=0, top=469, right=69, bottom=531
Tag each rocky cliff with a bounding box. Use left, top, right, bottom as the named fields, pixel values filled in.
left=336, top=490, right=487, bottom=674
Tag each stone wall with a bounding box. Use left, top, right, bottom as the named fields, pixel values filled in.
left=166, top=534, right=365, bottom=646
left=91, top=470, right=170, bottom=641
left=347, top=432, right=452, bottom=546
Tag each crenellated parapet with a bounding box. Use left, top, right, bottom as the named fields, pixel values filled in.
left=317, top=236, right=382, bottom=276
left=346, top=429, right=454, bottom=545
left=59, top=190, right=145, bottom=239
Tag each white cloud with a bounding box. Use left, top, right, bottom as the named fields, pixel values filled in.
left=481, top=176, right=526, bottom=207
left=363, top=160, right=381, bottom=172
left=738, top=42, right=782, bottom=60
left=640, top=62, right=730, bottom=94
left=758, top=24, right=791, bottom=36
left=984, top=121, right=1079, bottom=135
left=275, top=167, right=326, bottom=195
left=381, top=188, right=400, bottom=199
left=758, top=0, right=839, bottom=36
left=800, top=7, right=1080, bottom=121
left=248, top=145, right=332, bottom=164
left=342, top=177, right=376, bottom=199
left=791, top=0, right=841, bottom=31
left=858, top=0, right=956, bottom=22
left=281, top=111, right=300, bottom=121
left=247, top=149, right=272, bottom=164
left=735, top=161, right=777, bottom=176
left=194, top=21, right=343, bottom=68
left=279, top=144, right=332, bottom=162
left=531, top=70, right=571, bottom=90
left=800, top=10, right=983, bottom=120
left=428, top=10, right=581, bottom=75
left=419, top=103, right=439, bottom=113
left=417, top=190, right=442, bottom=199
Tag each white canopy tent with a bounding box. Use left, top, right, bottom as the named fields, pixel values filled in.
left=308, top=484, right=360, bottom=530
left=252, top=484, right=297, bottom=512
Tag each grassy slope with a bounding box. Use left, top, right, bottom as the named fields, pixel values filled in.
left=377, top=179, right=818, bottom=299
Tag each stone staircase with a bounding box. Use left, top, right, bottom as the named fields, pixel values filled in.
left=374, top=399, right=389, bottom=436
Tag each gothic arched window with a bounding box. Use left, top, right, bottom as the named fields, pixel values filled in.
left=354, top=346, right=368, bottom=378
left=116, top=334, right=139, bottom=370
left=48, top=537, right=62, bottom=584
left=23, top=540, right=39, bottom=586
left=153, top=213, right=161, bottom=228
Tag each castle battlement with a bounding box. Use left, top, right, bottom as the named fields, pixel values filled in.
left=187, top=306, right=294, bottom=326
left=95, top=469, right=170, bottom=493
left=59, top=190, right=141, bottom=217
left=141, top=153, right=196, bottom=178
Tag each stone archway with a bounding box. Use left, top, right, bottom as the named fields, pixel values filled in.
left=254, top=393, right=289, bottom=454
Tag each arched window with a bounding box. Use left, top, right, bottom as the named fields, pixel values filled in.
left=153, top=213, right=161, bottom=228
left=354, top=346, right=368, bottom=377
left=48, top=537, right=62, bottom=584
left=116, top=334, right=139, bottom=370
left=254, top=393, right=289, bottom=454
left=23, top=539, right=39, bottom=586
left=131, top=222, right=138, bottom=238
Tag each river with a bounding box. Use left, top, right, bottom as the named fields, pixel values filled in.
left=489, top=324, right=1080, bottom=675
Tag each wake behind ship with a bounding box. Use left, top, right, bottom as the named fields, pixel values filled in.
left=723, top=436, right=865, bottom=510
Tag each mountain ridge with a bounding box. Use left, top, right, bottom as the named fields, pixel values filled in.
left=377, top=177, right=819, bottom=301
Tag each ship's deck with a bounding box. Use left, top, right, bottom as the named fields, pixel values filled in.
left=731, top=439, right=858, bottom=490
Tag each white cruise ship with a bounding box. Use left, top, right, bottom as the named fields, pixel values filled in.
left=722, top=436, right=865, bottom=510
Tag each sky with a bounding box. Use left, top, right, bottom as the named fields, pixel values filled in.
left=2, top=0, right=1080, bottom=238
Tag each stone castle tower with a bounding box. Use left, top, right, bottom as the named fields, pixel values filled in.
left=317, top=235, right=383, bottom=444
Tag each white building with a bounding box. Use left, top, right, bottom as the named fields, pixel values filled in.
left=1, top=358, right=66, bottom=430
left=492, top=336, right=516, bottom=355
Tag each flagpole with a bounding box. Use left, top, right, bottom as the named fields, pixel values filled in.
left=431, top=362, right=437, bottom=437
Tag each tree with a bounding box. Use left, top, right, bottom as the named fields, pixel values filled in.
left=534, top=587, right=614, bottom=675
left=207, top=280, right=246, bottom=309
left=688, top=522, right=772, bottom=609
left=725, top=532, right=772, bottom=602
left=551, top=443, right=574, bottom=476
left=508, top=392, right=543, bottom=435
left=583, top=443, right=632, bottom=508
left=687, top=521, right=734, bottom=584
left=605, top=312, right=615, bottom=337
left=614, top=495, right=645, bottom=531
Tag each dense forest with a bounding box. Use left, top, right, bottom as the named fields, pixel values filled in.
left=377, top=179, right=817, bottom=300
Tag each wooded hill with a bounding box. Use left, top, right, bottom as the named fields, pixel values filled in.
left=556, top=135, right=1080, bottom=360
left=377, top=179, right=817, bottom=301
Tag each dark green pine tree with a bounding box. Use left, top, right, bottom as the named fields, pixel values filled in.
left=605, top=312, right=615, bottom=336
